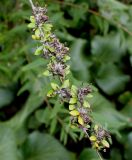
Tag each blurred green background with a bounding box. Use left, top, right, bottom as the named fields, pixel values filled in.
left=0, top=0, right=132, bottom=159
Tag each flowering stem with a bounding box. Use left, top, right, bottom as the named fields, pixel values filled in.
left=29, top=0, right=35, bottom=9
left=28, top=0, right=111, bottom=154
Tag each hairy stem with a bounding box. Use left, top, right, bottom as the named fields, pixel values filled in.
left=96, top=150, right=104, bottom=160
left=29, top=0, right=35, bottom=9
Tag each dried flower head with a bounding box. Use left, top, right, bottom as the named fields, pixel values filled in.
left=49, top=62, right=66, bottom=77
left=33, top=7, right=48, bottom=25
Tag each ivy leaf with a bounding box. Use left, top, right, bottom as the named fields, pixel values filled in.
left=0, top=125, right=18, bottom=160
left=22, top=131, right=74, bottom=160
left=95, top=63, right=130, bottom=95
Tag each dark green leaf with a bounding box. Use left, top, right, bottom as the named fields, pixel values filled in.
left=23, top=131, right=74, bottom=160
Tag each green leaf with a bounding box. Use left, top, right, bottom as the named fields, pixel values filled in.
left=121, top=98, right=132, bottom=122
left=63, top=55, right=70, bottom=62
left=51, top=82, right=59, bottom=90
left=89, top=92, right=129, bottom=133
left=0, top=88, right=14, bottom=108
left=70, top=39, right=91, bottom=81
left=34, top=46, right=43, bottom=55
left=43, top=23, right=53, bottom=32
left=47, top=89, right=54, bottom=97
left=28, top=22, right=35, bottom=28
left=83, top=100, right=90, bottom=108
left=22, top=131, right=74, bottom=160
left=50, top=118, right=57, bottom=134
left=62, top=79, right=70, bottom=88
left=69, top=97, right=77, bottom=104
left=91, top=34, right=125, bottom=63
left=69, top=104, right=75, bottom=110
left=70, top=110, right=79, bottom=116
left=95, top=63, right=130, bottom=95
left=78, top=116, right=84, bottom=125
left=0, top=125, right=18, bottom=160
left=90, top=136, right=97, bottom=141
left=35, top=108, right=51, bottom=126
left=35, top=29, right=40, bottom=37
left=86, top=94, right=93, bottom=98
left=30, top=16, right=35, bottom=22
left=43, top=70, right=50, bottom=76
left=71, top=85, right=78, bottom=97
left=79, top=148, right=100, bottom=160
left=101, top=139, right=110, bottom=148
left=7, top=94, right=44, bottom=129
left=124, top=132, right=132, bottom=160
left=22, top=58, right=47, bottom=71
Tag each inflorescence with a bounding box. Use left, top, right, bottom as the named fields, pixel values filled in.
left=28, top=1, right=111, bottom=151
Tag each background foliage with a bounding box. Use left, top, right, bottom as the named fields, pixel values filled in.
left=0, top=0, right=132, bottom=159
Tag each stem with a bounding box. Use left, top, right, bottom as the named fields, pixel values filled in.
left=28, top=0, right=45, bottom=40
left=29, top=0, right=35, bottom=9
left=96, top=150, right=104, bottom=160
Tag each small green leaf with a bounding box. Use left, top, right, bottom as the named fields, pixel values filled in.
left=101, top=139, right=110, bottom=148
left=71, top=85, right=78, bottom=96
left=69, top=97, right=77, bottom=104
left=65, top=65, right=70, bottom=75
left=78, top=116, right=84, bottom=125
left=47, top=90, right=54, bottom=97
left=83, top=100, right=90, bottom=108
left=50, top=118, right=57, bottom=134
left=43, top=70, right=50, bottom=76
left=35, top=29, right=40, bottom=37
left=62, top=79, right=70, bottom=88
left=28, top=23, right=35, bottom=28
left=45, top=45, right=55, bottom=52
left=34, top=46, right=43, bottom=55
left=94, top=125, right=99, bottom=131
left=30, top=16, right=35, bottom=22
left=90, top=136, right=97, bottom=141
left=86, top=94, right=93, bottom=98
left=70, top=110, right=79, bottom=116
left=69, top=104, right=75, bottom=110
left=51, top=83, right=59, bottom=90
left=43, top=23, right=53, bottom=32
left=63, top=55, right=70, bottom=62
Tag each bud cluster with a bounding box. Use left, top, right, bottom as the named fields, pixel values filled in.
left=28, top=3, right=111, bottom=151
